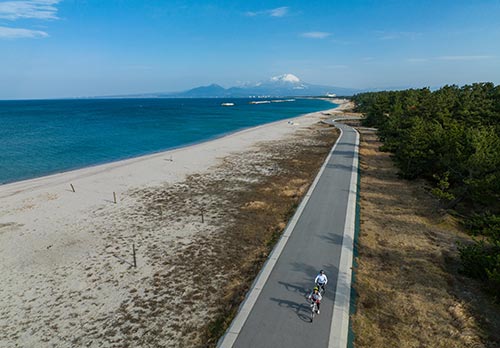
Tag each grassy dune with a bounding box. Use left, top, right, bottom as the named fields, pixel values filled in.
left=352, top=126, right=500, bottom=348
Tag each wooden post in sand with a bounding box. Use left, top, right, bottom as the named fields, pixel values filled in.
left=201, top=208, right=205, bottom=223
left=132, top=244, right=137, bottom=268
left=70, top=184, right=75, bottom=192
left=113, top=192, right=117, bottom=204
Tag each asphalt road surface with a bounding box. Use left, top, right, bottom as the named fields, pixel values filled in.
left=219, top=120, right=359, bottom=348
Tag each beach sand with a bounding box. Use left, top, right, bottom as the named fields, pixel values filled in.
left=0, top=100, right=350, bottom=347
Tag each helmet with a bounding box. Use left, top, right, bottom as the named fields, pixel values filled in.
left=319, top=270, right=325, bottom=274
left=313, top=286, right=319, bottom=292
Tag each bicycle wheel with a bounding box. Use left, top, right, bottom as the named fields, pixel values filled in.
left=318, top=283, right=326, bottom=295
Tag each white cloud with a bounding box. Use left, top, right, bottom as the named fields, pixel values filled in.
left=269, top=7, right=288, bottom=17
left=0, top=0, right=61, bottom=20
left=246, top=6, right=289, bottom=18
left=0, top=25, right=48, bottom=38
left=437, top=55, right=493, bottom=61
left=0, top=1, right=60, bottom=39
left=301, top=31, right=331, bottom=39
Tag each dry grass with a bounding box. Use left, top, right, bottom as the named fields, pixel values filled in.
left=65, top=123, right=339, bottom=348
left=352, top=128, right=500, bottom=348
left=0, top=122, right=339, bottom=348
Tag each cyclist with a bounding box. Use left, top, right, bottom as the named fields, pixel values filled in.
left=315, top=270, right=328, bottom=293
left=307, top=287, right=322, bottom=314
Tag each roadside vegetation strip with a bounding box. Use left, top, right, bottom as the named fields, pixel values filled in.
left=217, top=123, right=346, bottom=348
left=351, top=128, right=500, bottom=347
left=353, top=85, right=500, bottom=297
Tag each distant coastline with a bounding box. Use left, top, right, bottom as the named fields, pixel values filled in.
left=0, top=98, right=335, bottom=185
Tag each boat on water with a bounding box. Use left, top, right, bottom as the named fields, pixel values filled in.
left=271, top=99, right=296, bottom=103
left=249, top=100, right=272, bottom=104
left=221, top=102, right=235, bottom=106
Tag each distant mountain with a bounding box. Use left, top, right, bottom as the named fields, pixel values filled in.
left=171, top=74, right=361, bottom=98
left=174, top=83, right=228, bottom=98
left=98, top=74, right=362, bottom=98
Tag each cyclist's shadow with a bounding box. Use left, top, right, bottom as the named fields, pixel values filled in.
left=270, top=282, right=312, bottom=323
left=269, top=297, right=311, bottom=322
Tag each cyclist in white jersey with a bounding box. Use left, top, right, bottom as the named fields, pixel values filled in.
left=314, top=270, right=328, bottom=293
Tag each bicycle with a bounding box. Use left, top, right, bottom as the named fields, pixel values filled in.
left=316, top=282, right=326, bottom=295
left=310, top=299, right=320, bottom=322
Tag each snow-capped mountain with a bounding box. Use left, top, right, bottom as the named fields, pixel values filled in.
left=270, top=73, right=301, bottom=84
left=260, top=74, right=308, bottom=90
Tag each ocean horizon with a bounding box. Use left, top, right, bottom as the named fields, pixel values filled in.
left=0, top=98, right=335, bottom=185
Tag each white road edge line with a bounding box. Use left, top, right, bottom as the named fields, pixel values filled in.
left=217, top=117, right=346, bottom=348
left=328, top=123, right=360, bottom=348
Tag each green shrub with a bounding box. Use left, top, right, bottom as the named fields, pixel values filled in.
left=431, top=172, right=455, bottom=202
left=458, top=241, right=492, bottom=280
left=485, top=251, right=500, bottom=298
left=463, top=213, right=500, bottom=239
left=458, top=239, right=500, bottom=298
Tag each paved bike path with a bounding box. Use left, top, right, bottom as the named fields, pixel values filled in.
left=219, top=120, right=359, bottom=348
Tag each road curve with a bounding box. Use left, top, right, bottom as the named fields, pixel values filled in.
left=218, top=118, right=360, bottom=348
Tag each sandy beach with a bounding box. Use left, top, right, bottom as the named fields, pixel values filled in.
left=0, top=100, right=351, bottom=347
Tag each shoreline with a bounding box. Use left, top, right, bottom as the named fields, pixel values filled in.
left=0, top=101, right=346, bottom=195
left=0, top=99, right=338, bottom=188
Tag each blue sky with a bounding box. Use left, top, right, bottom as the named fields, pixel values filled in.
left=1, top=0, right=500, bottom=99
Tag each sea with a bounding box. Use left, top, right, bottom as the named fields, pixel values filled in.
left=0, top=98, right=335, bottom=185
